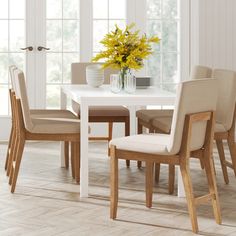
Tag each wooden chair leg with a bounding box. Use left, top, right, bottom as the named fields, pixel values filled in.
left=146, top=162, right=154, bottom=208
left=110, top=145, right=118, bottom=219
left=71, top=142, right=75, bottom=179
left=8, top=131, right=19, bottom=182
left=125, top=118, right=130, bottom=167
left=216, top=140, right=229, bottom=184
left=64, top=141, right=69, bottom=169
left=227, top=135, right=236, bottom=176
left=154, top=163, right=160, bottom=183
left=108, top=122, right=113, bottom=156
left=203, top=150, right=222, bottom=225
left=168, top=164, right=175, bottom=195
left=138, top=120, right=142, bottom=134
left=137, top=161, right=142, bottom=168
left=180, top=162, right=199, bottom=233
left=73, top=142, right=80, bottom=184
left=200, top=158, right=205, bottom=169
left=5, top=127, right=13, bottom=171
left=11, top=138, right=25, bottom=193
left=7, top=128, right=17, bottom=177
left=137, top=120, right=142, bottom=168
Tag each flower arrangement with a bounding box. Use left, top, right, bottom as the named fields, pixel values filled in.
left=92, top=23, right=160, bottom=87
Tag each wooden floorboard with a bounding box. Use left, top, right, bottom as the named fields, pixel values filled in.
left=0, top=141, right=236, bottom=235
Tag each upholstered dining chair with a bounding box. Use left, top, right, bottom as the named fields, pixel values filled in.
left=71, top=62, right=130, bottom=164
left=136, top=65, right=212, bottom=193
left=109, top=78, right=221, bottom=233
left=165, top=69, right=236, bottom=189
left=5, top=66, right=75, bottom=176
left=212, top=69, right=236, bottom=183
left=8, top=69, right=82, bottom=193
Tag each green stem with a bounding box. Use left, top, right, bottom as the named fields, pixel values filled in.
left=120, top=67, right=129, bottom=89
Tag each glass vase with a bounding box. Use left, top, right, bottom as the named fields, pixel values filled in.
left=119, top=68, right=136, bottom=93
left=119, top=67, right=130, bottom=89
left=110, top=74, right=122, bottom=93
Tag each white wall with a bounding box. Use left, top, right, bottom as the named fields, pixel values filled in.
left=191, top=0, right=236, bottom=70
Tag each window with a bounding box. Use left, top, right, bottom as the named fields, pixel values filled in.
left=46, top=0, right=80, bottom=108
left=93, top=0, right=126, bottom=56
left=146, top=0, right=180, bottom=92
left=0, top=0, right=25, bottom=115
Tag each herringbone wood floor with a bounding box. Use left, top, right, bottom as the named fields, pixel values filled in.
left=0, top=141, right=236, bottom=236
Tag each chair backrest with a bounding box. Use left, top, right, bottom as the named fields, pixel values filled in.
left=168, top=78, right=218, bottom=155
left=14, top=69, right=34, bottom=131
left=9, top=65, right=18, bottom=91
left=190, top=65, right=212, bottom=80
left=71, top=62, right=118, bottom=85
left=71, top=62, right=118, bottom=114
left=212, top=69, right=236, bottom=131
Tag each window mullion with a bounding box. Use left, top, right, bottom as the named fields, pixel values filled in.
left=80, top=0, right=93, bottom=62
left=127, top=0, right=147, bottom=77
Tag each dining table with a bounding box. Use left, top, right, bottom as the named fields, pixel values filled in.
left=60, top=84, right=185, bottom=198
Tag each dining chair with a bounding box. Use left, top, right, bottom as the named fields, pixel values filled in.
left=166, top=69, right=236, bottom=189
left=71, top=62, right=130, bottom=164
left=5, top=66, right=76, bottom=176
left=213, top=69, right=236, bottom=183
left=8, top=69, right=81, bottom=193
left=136, top=65, right=212, bottom=193
left=109, top=78, right=221, bottom=233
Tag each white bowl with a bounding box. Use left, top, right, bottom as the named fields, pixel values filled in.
left=86, top=64, right=104, bottom=87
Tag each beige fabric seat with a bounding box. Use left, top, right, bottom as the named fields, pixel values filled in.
left=110, top=133, right=171, bottom=155
left=151, top=116, right=172, bottom=133
left=136, top=109, right=173, bottom=124
left=30, top=109, right=78, bottom=118
left=110, top=78, right=221, bottom=233
left=150, top=116, right=228, bottom=134
left=30, top=116, right=80, bottom=134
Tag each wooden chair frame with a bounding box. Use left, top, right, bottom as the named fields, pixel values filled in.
left=110, top=111, right=221, bottom=233
left=8, top=91, right=80, bottom=193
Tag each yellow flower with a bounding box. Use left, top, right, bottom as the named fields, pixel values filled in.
left=92, top=23, right=160, bottom=71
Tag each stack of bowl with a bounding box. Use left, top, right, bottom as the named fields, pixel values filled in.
left=86, top=64, right=104, bottom=87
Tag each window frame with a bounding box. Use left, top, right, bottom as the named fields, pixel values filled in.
left=80, top=0, right=190, bottom=84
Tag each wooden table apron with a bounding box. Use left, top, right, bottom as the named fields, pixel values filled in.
left=60, top=85, right=185, bottom=198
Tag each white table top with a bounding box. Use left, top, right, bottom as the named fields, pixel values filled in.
left=61, top=85, right=176, bottom=106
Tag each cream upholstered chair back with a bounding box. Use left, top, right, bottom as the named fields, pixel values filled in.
left=14, top=69, right=34, bottom=131
left=212, top=69, right=236, bottom=131
left=168, top=78, right=218, bottom=155
left=9, top=65, right=18, bottom=92
left=71, top=62, right=118, bottom=113
left=190, top=65, right=212, bottom=80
